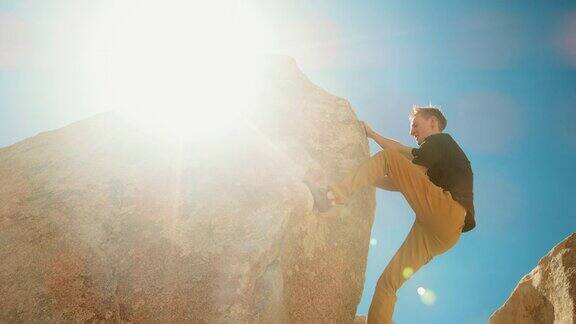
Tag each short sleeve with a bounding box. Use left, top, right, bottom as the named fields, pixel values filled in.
left=412, top=135, right=443, bottom=169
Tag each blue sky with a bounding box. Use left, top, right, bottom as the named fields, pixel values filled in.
left=296, top=2, right=576, bottom=322
left=1, top=1, right=575, bottom=323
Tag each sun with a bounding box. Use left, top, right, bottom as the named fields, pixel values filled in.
left=89, top=0, right=275, bottom=139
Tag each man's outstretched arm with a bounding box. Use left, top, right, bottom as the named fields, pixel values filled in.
left=362, top=121, right=414, bottom=160
left=361, top=121, right=428, bottom=175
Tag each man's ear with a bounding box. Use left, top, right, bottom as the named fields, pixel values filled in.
left=428, top=116, right=437, bottom=129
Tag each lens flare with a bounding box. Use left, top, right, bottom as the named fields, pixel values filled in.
left=417, top=287, right=437, bottom=306
left=402, top=267, right=414, bottom=279
left=555, top=11, right=576, bottom=68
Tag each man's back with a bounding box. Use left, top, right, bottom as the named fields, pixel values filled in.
left=412, top=133, right=475, bottom=232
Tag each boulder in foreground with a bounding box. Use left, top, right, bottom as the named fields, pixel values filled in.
left=0, top=56, right=376, bottom=323
left=490, top=233, right=576, bottom=324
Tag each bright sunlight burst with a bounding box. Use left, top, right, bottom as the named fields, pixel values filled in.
left=88, top=0, right=275, bottom=138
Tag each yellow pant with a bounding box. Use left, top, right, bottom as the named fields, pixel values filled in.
left=329, top=150, right=466, bottom=324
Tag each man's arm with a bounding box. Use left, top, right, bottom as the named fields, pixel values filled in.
left=361, top=121, right=428, bottom=175
left=370, top=132, right=414, bottom=160
left=362, top=121, right=414, bottom=160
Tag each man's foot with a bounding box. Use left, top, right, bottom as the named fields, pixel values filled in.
left=303, top=180, right=334, bottom=213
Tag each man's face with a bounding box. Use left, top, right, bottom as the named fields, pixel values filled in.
left=410, top=114, right=437, bottom=145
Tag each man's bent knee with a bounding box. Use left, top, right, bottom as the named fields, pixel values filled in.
left=383, top=149, right=408, bottom=162
left=375, top=271, right=401, bottom=297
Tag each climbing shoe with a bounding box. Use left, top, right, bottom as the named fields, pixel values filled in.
left=303, top=180, right=333, bottom=213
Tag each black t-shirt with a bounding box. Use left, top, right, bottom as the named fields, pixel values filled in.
left=411, top=133, right=476, bottom=232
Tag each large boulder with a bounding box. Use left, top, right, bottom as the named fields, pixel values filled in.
left=0, top=57, right=376, bottom=322
left=490, top=233, right=576, bottom=324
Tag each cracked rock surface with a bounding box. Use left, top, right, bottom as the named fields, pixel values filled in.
left=490, top=233, right=576, bottom=324
left=0, top=56, right=375, bottom=323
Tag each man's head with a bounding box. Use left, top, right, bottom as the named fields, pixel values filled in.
left=409, top=106, right=447, bottom=145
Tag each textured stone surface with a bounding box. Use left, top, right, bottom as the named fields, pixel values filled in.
left=490, top=233, right=576, bottom=324
left=0, top=56, right=375, bottom=323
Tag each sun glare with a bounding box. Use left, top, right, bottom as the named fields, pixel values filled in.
left=417, top=287, right=437, bottom=306
left=90, top=0, right=275, bottom=138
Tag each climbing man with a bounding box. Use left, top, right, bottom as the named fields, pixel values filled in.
left=305, top=106, right=475, bottom=324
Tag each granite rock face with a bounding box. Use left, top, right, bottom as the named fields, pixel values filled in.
left=490, top=233, right=576, bottom=324
left=0, top=57, right=375, bottom=323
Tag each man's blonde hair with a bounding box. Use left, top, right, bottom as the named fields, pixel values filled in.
left=409, top=105, right=447, bottom=131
